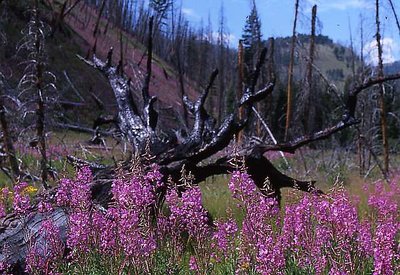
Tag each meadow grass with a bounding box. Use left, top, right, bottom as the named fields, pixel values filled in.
left=1, top=138, right=399, bottom=274
left=198, top=147, right=388, bottom=221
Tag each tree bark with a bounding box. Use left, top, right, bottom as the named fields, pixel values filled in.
left=375, top=0, right=389, bottom=174
left=284, top=0, right=299, bottom=141
left=34, top=0, right=48, bottom=188
left=0, top=77, right=20, bottom=179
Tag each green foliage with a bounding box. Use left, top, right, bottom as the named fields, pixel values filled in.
left=284, top=257, right=314, bottom=275
left=241, top=0, right=262, bottom=68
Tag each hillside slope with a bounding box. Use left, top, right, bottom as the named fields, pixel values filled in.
left=0, top=1, right=199, bottom=132
left=61, top=2, right=199, bottom=105
left=273, top=35, right=359, bottom=90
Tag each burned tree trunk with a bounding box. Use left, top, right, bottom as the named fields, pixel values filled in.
left=33, top=1, right=48, bottom=188
left=0, top=76, right=20, bottom=179
left=284, top=0, right=299, bottom=141
left=303, top=5, right=317, bottom=134
left=375, top=0, right=389, bottom=174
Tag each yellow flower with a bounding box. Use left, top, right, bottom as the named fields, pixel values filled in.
left=24, top=186, right=38, bottom=195
left=240, top=261, right=250, bottom=270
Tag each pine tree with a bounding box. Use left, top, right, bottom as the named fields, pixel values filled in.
left=241, top=0, right=262, bottom=70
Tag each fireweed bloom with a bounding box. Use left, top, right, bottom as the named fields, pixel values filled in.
left=55, top=166, right=92, bottom=210
left=56, top=167, right=95, bottom=257
left=229, top=170, right=284, bottom=274
left=55, top=178, right=73, bottom=207
left=144, top=164, right=164, bottom=189
left=93, top=209, right=118, bottom=255
left=13, top=182, right=31, bottom=214
left=67, top=211, right=94, bottom=255
left=357, top=221, right=373, bottom=256
left=282, top=191, right=368, bottom=273
left=324, top=191, right=361, bottom=273
left=368, top=180, right=399, bottom=275
left=25, top=219, right=64, bottom=274
left=165, top=186, right=210, bottom=240
left=164, top=185, right=213, bottom=271
left=100, top=167, right=160, bottom=262
left=0, top=260, right=10, bottom=274
left=38, top=200, right=53, bottom=213
left=211, top=218, right=238, bottom=259
left=2, top=162, right=399, bottom=274
left=189, top=256, right=199, bottom=271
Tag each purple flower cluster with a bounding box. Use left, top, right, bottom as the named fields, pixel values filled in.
left=52, top=165, right=161, bottom=270
left=189, top=256, right=199, bottom=271
left=166, top=187, right=210, bottom=239
left=105, top=171, right=158, bottom=259
left=56, top=166, right=92, bottom=210
left=54, top=167, right=95, bottom=258
left=13, top=182, right=31, bottom=214
left=3, top=163, right=399, bottom=274
left=38, top=200, right=53, bottom=213
left=229, top=170, right=284, bottom=274
left=15, top=143, right=70, bottom=160
left=368, top=180, right=400, bottom=275
left=67, top=211, right=94, bottom=255
left=0, top=260, right=10, bottom=274
left=227, top=169, right=399, bottom=274
left=281, top=191, right=373, bottom=273
left=211, top=218, right=238, bottom=259
left=159, top=185, right=213, bottom=271
left=25, top=219, right=64, bottom=274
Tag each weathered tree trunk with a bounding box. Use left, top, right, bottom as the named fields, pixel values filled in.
left=0, top=208, right=69, bottom=274
left=284, top=0, right=299, bottom=141
left=388, top=0, right=400, bottom=36
left=217, top=4, right=225, bottom=126
left=34, top=0, right=48, bottom=188
left=237, top=40, right=245, bottom=142
left=304, top=5, right=317, bottom=134
left=92, top=0, right=106, bottom=38
left=0, top=77, right=20, bottom=179
left=375, top=0, right=389, bottom=174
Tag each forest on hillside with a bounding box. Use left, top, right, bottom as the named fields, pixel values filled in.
left=0, top=0, right=400, bottom=274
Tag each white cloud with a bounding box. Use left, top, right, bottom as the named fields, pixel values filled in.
left=214, top=32, right=237, bottom=46
left=306, top=0, right=372, bottom=12
left=181, top=8, right=199, bottom=19
left=203, top=32, right=237, bottom=46
left=364, top=37, right=400, bottom=65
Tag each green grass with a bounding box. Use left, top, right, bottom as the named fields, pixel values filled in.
left=199, top=175, right=244, bottom=222
left=197, top=147, right=394, bottom=221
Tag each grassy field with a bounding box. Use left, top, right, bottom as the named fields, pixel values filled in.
left=199, top=147, right=392, bottom=221
left=1, top=134, right=399, bottom=274
left=0, top=130, right=392, bottom=211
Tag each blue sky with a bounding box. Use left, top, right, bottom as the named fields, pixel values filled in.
left=178, top=0, right=400, bottom=63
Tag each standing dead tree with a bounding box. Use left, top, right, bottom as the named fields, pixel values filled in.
left=375, top=0, right=389, bottom=174
left=17, top=1, right=57, bottom=188
left=0, top=75, right=20, bottom=179
left=303, top=4, right=317, bottom=134
left=34, top=0, right=49, bottom=187
left=47, top=0, right=82, bottom=36
left=387, top=0, right=400, bottom=36
left=284, top=0, right=300, bottom=141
